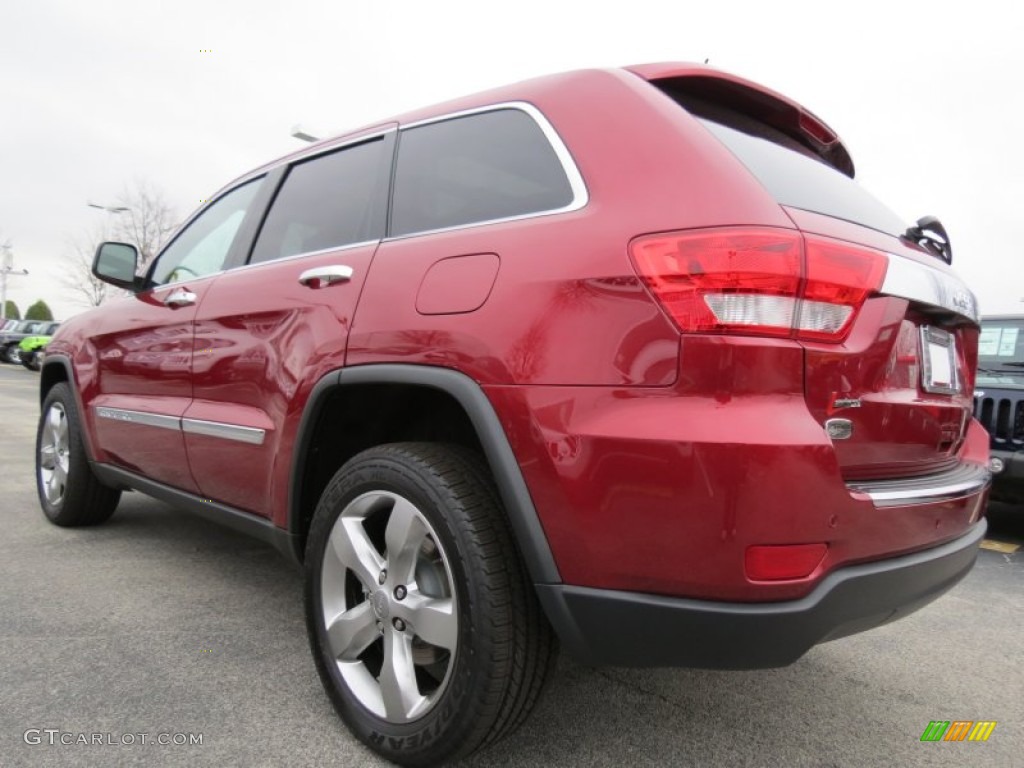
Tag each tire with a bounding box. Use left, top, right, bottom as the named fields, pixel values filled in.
left=305, top=443, right=556, bottom=766
left=2, top=344, right=20, bottom=364
left=36, top=383, right=121, bottom=526
left=22, top=350, right=41, bottom=371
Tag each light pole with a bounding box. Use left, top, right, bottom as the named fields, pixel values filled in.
left=87, top=202, right=129, bottom=214
left=87, top=200, right=128, bottom=257
left=290, top=124, right=322, bottom=143
left=0, top=243, right=29, bottom=322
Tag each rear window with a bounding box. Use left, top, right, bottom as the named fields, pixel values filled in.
left=667, top=94, right=906, bottom=237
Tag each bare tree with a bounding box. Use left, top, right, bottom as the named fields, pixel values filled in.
left=62, top=178, right=180, bottom=307
left=61, top=224, right=111, bottom=308
left=110, top=178, right=179, bottom=267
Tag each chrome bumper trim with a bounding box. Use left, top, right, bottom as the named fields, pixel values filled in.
left=847, top=462, right=990, bottom=507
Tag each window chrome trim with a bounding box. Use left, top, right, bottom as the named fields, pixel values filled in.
left=182, top=418, right=266, bottom=445
left=95, top=407, right=181, bottom=432
left=881, top=253, right=979, bottom=323
left=385, top=101, right=589, bottom=241
left=230, top=239, right=380, bottom=274
left=146, top=268, right=226, bottom=292
left=847, top=462, right=990, bottom=507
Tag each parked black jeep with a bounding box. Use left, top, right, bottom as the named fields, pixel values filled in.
left=974, top=315, right=1024, bottom=504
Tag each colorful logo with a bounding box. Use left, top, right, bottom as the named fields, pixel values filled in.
left=920, top=721, right=996, bottom=742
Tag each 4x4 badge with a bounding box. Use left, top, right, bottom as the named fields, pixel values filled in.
left=952, top=289, right=973, bottom=314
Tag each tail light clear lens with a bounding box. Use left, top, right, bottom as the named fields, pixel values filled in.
left=629, top=227, right=888, bottom=342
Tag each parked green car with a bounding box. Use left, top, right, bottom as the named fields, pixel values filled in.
left=18, top=329, right=57, bottom=371
left=1, top=320, right=58, bottom=364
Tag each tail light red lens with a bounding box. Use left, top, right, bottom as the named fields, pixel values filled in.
left=629, top=227, right=888, bottom=342
left=745, top=543, right=828, bottom=581
left=800, top=235, right=889, bottom=342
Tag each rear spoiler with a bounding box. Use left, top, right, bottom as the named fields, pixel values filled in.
left=626, top=63, right=855, bottom=178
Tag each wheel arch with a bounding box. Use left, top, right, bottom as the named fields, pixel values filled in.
left=288, top=365, right=561, bottom=585
left=39, top=355, right=103, bottom=463
left=39, top=355, right=72, bottom=405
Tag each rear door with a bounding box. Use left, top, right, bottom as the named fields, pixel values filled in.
left=184, top=129, right=394, bottom=520
left=87, top=178, right=266, bottom=491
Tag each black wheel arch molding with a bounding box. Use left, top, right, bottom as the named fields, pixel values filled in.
left=39, top=355, right=96, bottom=461
left=288, top=364, right=562, bottom=584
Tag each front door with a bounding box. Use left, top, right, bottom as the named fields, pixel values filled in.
left=87, top=178, right=266, bottom=491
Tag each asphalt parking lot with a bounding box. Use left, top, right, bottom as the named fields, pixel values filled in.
left=1, top=363, right=1021, bottom=768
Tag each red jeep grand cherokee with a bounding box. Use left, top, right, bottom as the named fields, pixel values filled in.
left=36, top=63, right=989, bottom=765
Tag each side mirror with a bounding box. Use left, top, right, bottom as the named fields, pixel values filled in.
left=92, top=242, right=141, bottom=291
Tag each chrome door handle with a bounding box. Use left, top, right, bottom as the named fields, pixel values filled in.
left=164, top=288, right=197, bottom=308
left=298, top=265, right=354, bottom=288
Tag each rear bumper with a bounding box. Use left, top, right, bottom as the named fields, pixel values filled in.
left=537, top=519, right=986, bottom=669
left=496, top=380, right=991, bottom=601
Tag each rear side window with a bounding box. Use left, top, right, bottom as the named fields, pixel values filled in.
left=250, top=138, right=387, bottom=264
left=390, top=109, right=574, bottom=237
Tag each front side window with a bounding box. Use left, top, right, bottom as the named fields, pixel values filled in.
left=249, top=138, right=387, bottom=264
left=390, top=109, right=574, bottom=237
left=150, top=179, right=262, bottom=286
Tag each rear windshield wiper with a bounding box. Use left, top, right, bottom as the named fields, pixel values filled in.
left=903, top=215, right=952, bottom=264
left=997, top=361, right=1024, bottom=368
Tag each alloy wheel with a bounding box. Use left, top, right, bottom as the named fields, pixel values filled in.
left=38, top=402, right=69, bottom=505
left=320, top=490, right=458, bottom=723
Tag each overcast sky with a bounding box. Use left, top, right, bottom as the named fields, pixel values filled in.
left=2, top=0, right=1022, bottom=321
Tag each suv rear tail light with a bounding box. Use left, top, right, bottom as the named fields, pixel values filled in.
left=629, top=227, right=888, bottom=342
